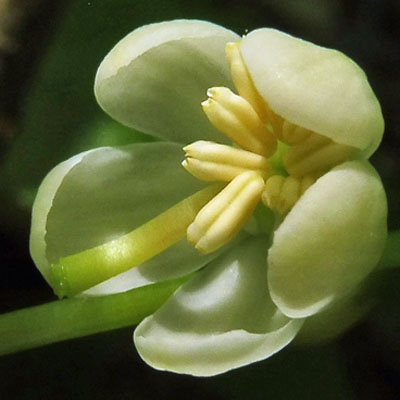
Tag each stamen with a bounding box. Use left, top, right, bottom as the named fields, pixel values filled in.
left=262, top=175, right=285, bottom=214
left=225, top=42, right=271, bottom=124
left=202, top=87, right=277, bottom=157
left=283, top=132, right=356, bottom=177
left=187, top=171, right=264, bottom=253
left=281, top=120, right=311, bottom=145
left=225, top=42, right=286, bottom=139
left=299, top=175, right=316, bottom=194
left=182, top=140, right=272, bottom=181
left=262, top=175, right=317, bottom=215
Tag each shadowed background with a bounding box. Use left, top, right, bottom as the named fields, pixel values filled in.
left=0, top=0, right=399, bottom=398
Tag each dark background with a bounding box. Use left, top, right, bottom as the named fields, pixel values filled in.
left=0, top=0, right=399, bottom=398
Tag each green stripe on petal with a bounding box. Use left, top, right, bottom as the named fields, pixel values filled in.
left=95, top=20, right=239, bottom=144
left=83, top=233, right=247, bottom=296
left=268, top=160, right=387, bottom=318
left=241, top=29, right=384, bottom=157
left=30, top=142, right=204, bottom=289
left=51, top=184, right=222, bottom=297
left=134, top=237, right=303, bottom=377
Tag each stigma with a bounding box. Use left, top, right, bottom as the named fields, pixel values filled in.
left=182, top=40, right=357, bottom=254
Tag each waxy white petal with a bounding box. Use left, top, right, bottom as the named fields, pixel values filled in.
left=30, top=143, right=204, bottom=289
left=241, top=29, right=384, bottom=157
left=95, top=20, right=239, bottom=144
left=268, top=160, right=387, bottom=318
left=83, top=233, right=246, bottom=296
left=134, top=237, right=303, bottom=376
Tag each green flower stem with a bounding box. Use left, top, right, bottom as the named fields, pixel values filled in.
left=52, top=184, right=222, bottom=298
left=381, top=229, right=400, bottom=269
left=0, top=275, right=191, bottom=357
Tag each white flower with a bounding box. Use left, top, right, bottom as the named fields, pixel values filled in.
left=30, top=20, right=387, bottom=376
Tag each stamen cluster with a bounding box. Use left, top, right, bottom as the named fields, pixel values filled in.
left=183, top=41, right=356, bottom=254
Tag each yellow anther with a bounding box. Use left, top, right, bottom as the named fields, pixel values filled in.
left=225, top=42, right=271, bottom=124
left=283, top=131, right=356, bottom=177
left=202, top=87, right=277, bottom=157
left=262, top=175, right=285, bottom=213
left=182, top=140, right=272, bottom=182
left=299, top=175, right=316, bottom=195
left=187, top=171, right=264, bottom=254
left=262, top=175, right=317, bottom=215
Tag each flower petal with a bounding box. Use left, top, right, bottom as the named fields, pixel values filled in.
left=83, top=233, right=246, bottom=296
left=295, top=283, right=374, bottom=345
left=241, top=29, right=384, bottom=157
left=95, top=20, right=239, bottom=144
left=268, top=160, right=387, bottom=318
left=30, top=151, right=89, bottom=285
left=134, top=237, right=303, bottom=376
left=30, top=142, right=203, bottom=286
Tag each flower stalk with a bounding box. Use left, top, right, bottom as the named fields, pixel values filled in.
left=1, top=230, right=398, bottom=357
left=0, top=275, right=191, bottom=356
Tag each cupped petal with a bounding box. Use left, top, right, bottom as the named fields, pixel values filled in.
left=30, top=151, right=89, bottom=285
left=83, top=233, right=246, bottom=296
left=268, top=160, right=387, bottom=318
left=30, top=142, right=204, bottom=286
left=241, top=29, right=384, bottom=157
left=295, top=283, right=374, bottom=345
left=95, top=20, right=239, bottom=144
left=134, top=237, right=303, bottom=376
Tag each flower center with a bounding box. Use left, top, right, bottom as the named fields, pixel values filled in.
left=182, top=41, right=356, bottom=254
